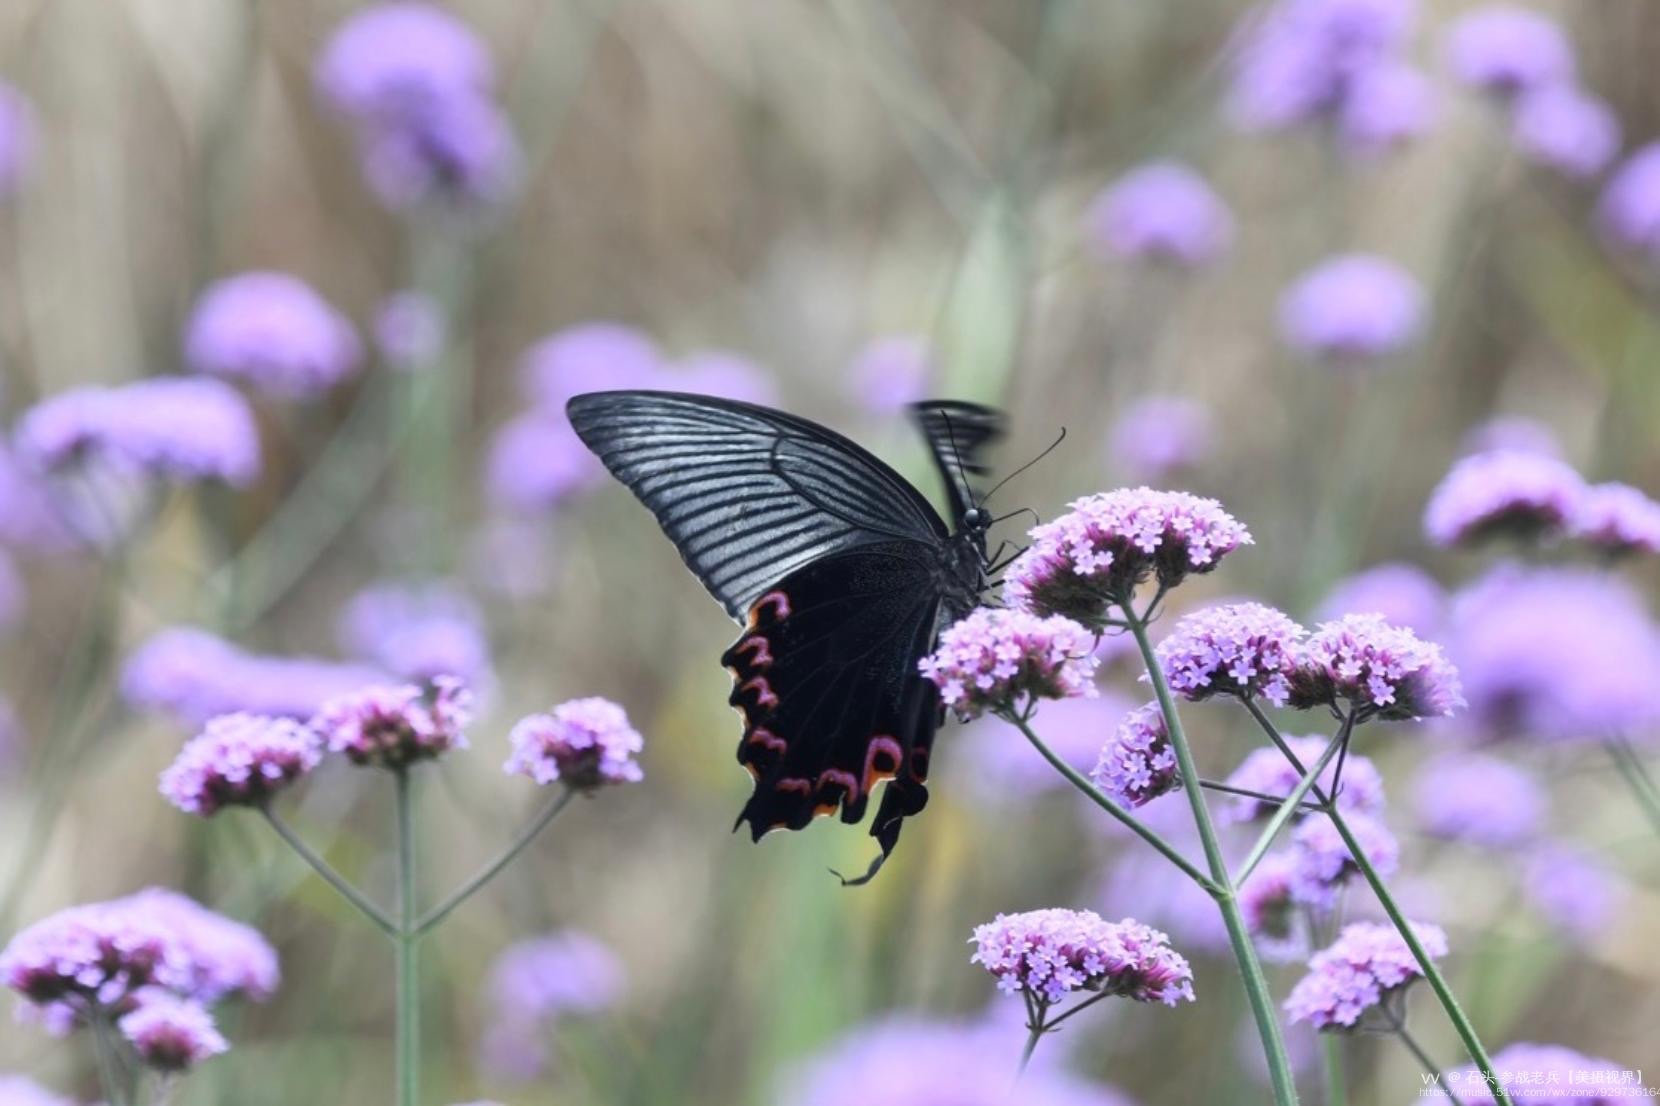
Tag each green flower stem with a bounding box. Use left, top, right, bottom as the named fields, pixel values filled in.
left=1242, top=704, right=1512, bottom=1106
left=1124, top=611, right=1300, bottom=1106
left=1382, top=1007, right=1465, bottom=1106
left=395, top=768, right=420, bottom=1106
left=1320, top=1033, right=1347, bottom=1106
left=261, top=807, right=398, bottom=939
left=1004, top=711, right=1217, bottom=893
left=1605, top=737, right=1660, bottom=837
left=413, top=787, right=576, bottom=938
left=1235, top=720, right=1352, bottom=885
left=88, top=1010, right=130, bottom=1106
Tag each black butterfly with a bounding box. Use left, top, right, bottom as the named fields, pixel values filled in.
left=567, top=390, right=1006, bottom=883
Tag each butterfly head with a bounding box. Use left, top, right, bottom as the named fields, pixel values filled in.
left=960, top=505, right=991, bottom=536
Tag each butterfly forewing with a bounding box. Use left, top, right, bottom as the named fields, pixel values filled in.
left=567, top=391, right=949, bottom=620
left=908, top=400, right=1007, bottom=524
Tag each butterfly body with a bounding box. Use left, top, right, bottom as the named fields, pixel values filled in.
left=567, top=390, right=1005, bottom=878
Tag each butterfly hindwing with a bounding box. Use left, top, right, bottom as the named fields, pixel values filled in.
left=908, top=400, right=1007, bottom=524
left=567, top=390, right=949, bottom=620
left=722, top=541, right=943, bottom=864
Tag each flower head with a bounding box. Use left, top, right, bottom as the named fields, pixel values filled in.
left=503, top=697, right=643, bottom=790
left=337, top=578, right=491, bottom=687
left=1446, top=565, right=1660, bottom=741
left=1412, top=752, right=1544, bottom=849
left=1445, top=7, right=1574, bottom=96
left=1568, top=482, right=1660, bottom=557
left=486, top=412, right=606, bottom=513
left=1316, top=562, right=1445, bottom=640
left=1598, top=144, right=1660, bottom=264
left=119, top=992, right=228, bottom=1071
left=314, top=677, right=472, bottom=769
left=487, top=931, right=623, bottom=1022
left=0, top=83, right=37, bottom=199
left=1338, top=63, right=1436, bottom=155
left=1277, top=254, right=1425, bottom=362
left=1523, top=842, right=1622, bottom=938
left=1004, top=488, right=1252, bottom=624
left=357, top=94, right=519, bottom=212
left=314, top=2, right=494, bottom=119
left=1220, top=735, right=1384, bottom=823
left=1511, top=85, right=1620, bottom=179
left=373, top=291, right=444, bottom=371
left=1086, top=161, right=1234, bottom=267
left=1108, top=396, right=1213, bottom=482
left=1285, top=920, right=1447, bottom=1030
left=184, top=272, right=362, bottom=398
left=16, top=378, right=260, bottom=487
left=159, top=713, right=323, bottom=817
left=1289, top=811, right=1400, bottom=909
left=122, top=888, right=279, bottom=1004
left=1424, top=449, right=1586, bottom=548
left=971, top=908, right=1195, bottom=1007
left=1156, top=602, right=1305, bottom=706
left=0, top=1076, right=74, bottom=1106
left=1090, top=701, right=1178, bottom=808
left=1288, top=613, right=1464, bottom=721
left=848, top=335, right=932, bottom=415
left=919, top=608, right=1098, bottom=720
left=1240, top=853, right=1311, bottom=962
left=122, top=627, right=389, bottom=725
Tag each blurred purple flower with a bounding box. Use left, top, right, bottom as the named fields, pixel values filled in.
left=920, top=608, right=1099, bottom=720
left=848, top=335, right=932, bottom=415
left=0, top=444, right=74, bottom=552
left=1569, top=482, right=1660, bottom=557
left=1091, top=701, right=1178, bottom=808
left=1598, top=144, right=1660, bottom=263
left=1004, top=488, right=1252, bottom=624
left=123, top=627, right=388, bottom=724
left=357, top=93, right=520, bottom=212
left=1511, top=85, right=1620, bottom=179
left=160, top=713, right=323, bottom=817
left=1085, top=161, right=1234, bottom=267
left=338, top=578, right=492, bottom=687
left=1285, top=919, right=1446, bottom=1029
left=1227, top=0, right=1419, bottom=134
left=1277, top=254, right=1425, bottom=362
left=1316, top=562, right=1445, bottom=639
left=1338, top=63, right=1436, bottom=155
left=1460, top=414, right=1562, bottom=458
left=1156, top=601, right=1305, bottom=706
left=1412, top=751, right=1544, bottom=849
left=123, top=888, right=280, bottom=1004
left=519, top=322, right=662, bottom=411
left=16, top=377, right=259, bottom=487
left=791, top=1016, right=1139, bottom=1106
left=485, top=412, right=605, bottom=513
left=1221, top=734, right=1385, bottom=823
left=668, top=350, right=778, bottom=405
left=314, top=2, right=494, bottom=119
left=972, top=908, right=1195, bottom=1007
left=504, top=697, right=643, bottom=790
left=1522, top=842, right=1622, bottom=939
left=1289, top=613, right=1464, bottom=721
left=0, top=83, right=36, bottom=199
left=374, top=290, right=444, bottom=370
left=119, top=991, right=227, bottom=1071
left=1446, top=565, right=1660, bottom=742
left=1445, top=7, right=1575, bottom=96
left=1097, top=846, right=1231, bottom=957
left=1424, top=449, right=1585, bottom=548
left=957, top=692, right=1132, bottom=799
left=0, top=1076, right=73, bottom=1106
left=1108, top=396, right=1212, bottom=481
left=1440, top=1042, right=1650, bottom=1105
left=1289, top=811, right=1400, bottom=908
left=185, top=272, right=362, bottom=399
left=1240, top=852, right=1311, bottom=961
left=314, top=677, right=472, bottom=770
left=488, top=931, right=622, bottom=1021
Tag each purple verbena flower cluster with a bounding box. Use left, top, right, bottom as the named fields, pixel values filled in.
left=1569, top=482, right=1660, bottom=557
left=1155, top=602, right=1305, bottom=706
left=159, top=713, right=323, bottom=817
left=337, top=578, right=492, bottom=688
left=1287, top=613, right=1464, bottom=720
left=1445, top=7, right=1573, bottom=97
left=1108, top=396, right=1214, bottom=482
left=1239, top=853, right=1310, bottom=962
left=1316, top=562, right=1445, bottom=639
left=1090, top=701, right=1178, bottom=808
left=1412, top=752, right=1545, bottom=849
left=477, top=931, right=623, bottom=1083
left=313, top=676, right=473, bottom=770
left=970, top=908, right=1195, bottom=1007
left=1599, top=144, right=1660, bottom=265
left=1424, top=449, right=1587, bottom=547
left=919, top=609, right=1098, bottom=720
left=503, top=697, right=644, bottom=791
left=119, top=991, right=229, bottom=1072
left=1288, top=811, right=1400, bottom=908
left=1086, top=162, right=1234, bottom=268
left=1221, top=735, right=1384, bottom=823
left=1003, top=488, right=1252, bottom=623
left=1285, top=919, right=1446, bottom=1030
left=185, top=272, right=362, bottom=399
left=1277, top=254, right=1425, bottom=362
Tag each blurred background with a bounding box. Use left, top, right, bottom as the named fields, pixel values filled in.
left=1, top=0, right=1658, bottom=1103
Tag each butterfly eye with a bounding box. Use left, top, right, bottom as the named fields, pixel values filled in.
left=963, top=507, right=987, bottom=530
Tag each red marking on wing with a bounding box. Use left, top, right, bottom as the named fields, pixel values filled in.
left=747, top=590, right=792, bottom=628
left=740, top=677, right=779, bottom=710
left=731, top=635, right=774, bottom=668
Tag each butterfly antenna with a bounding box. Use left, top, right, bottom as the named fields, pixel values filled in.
left=980, top=426, right=1066, bottom=505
